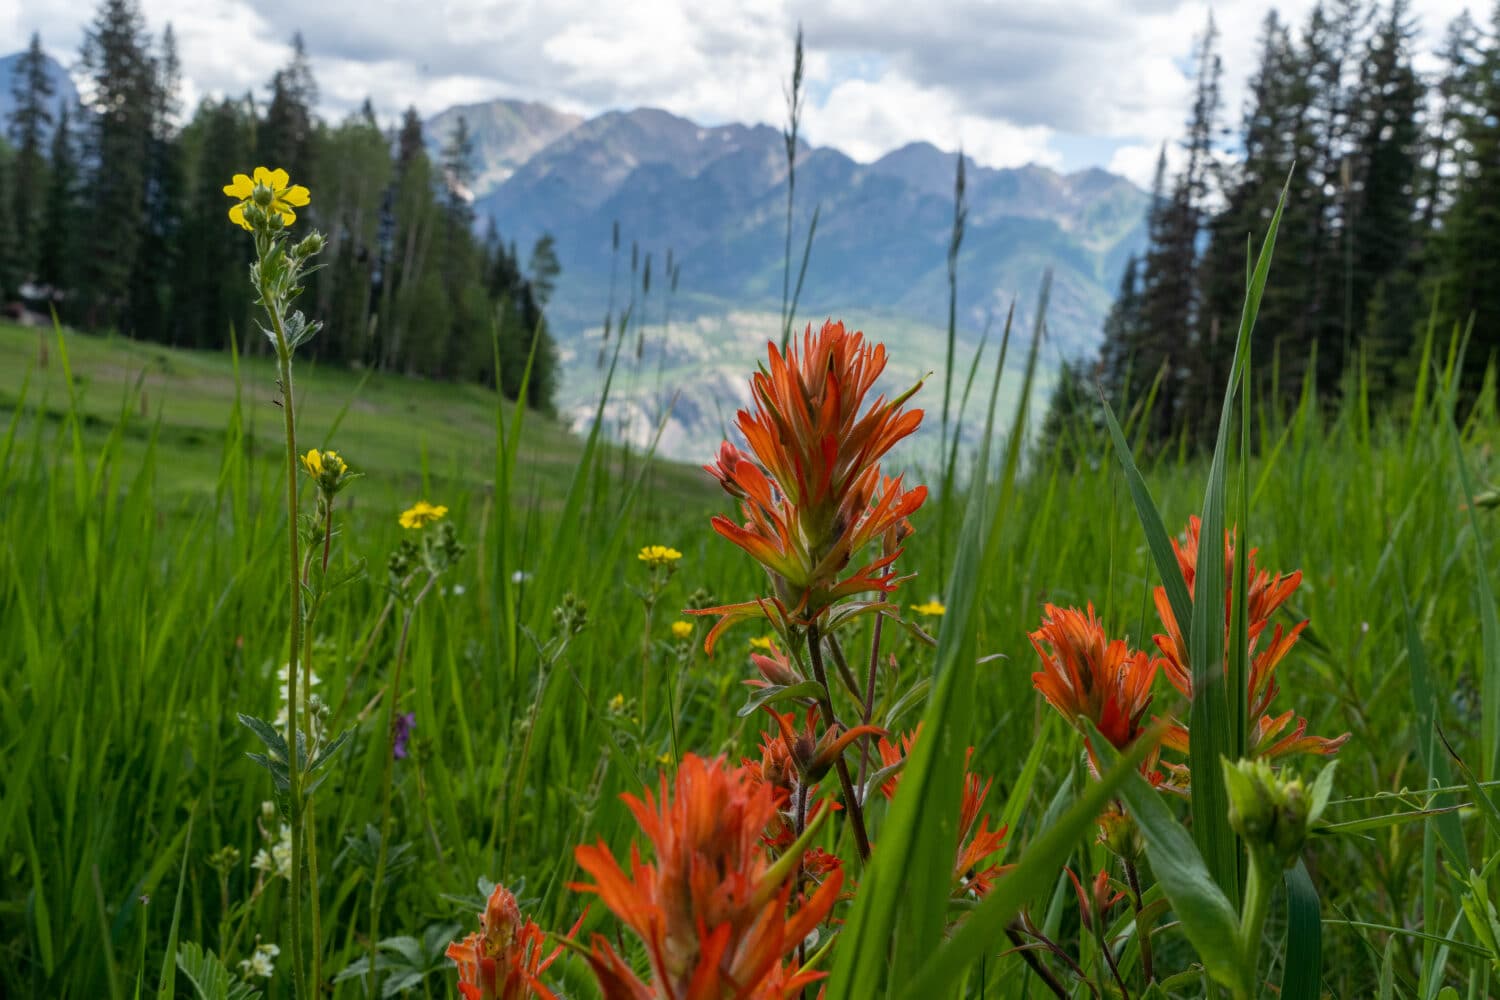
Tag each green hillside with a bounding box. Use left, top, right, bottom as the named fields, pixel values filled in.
left=0, top=321, right=715, bottom=509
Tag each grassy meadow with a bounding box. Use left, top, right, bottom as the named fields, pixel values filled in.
left=1, top=302, right=1498, bottom=1000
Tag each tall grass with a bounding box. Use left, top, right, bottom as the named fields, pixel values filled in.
left=0, top=268, right=1497, bottom=999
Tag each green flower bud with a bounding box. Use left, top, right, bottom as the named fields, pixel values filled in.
left=294, top=232, right=326, bottom=258
left=1223, top=757, right=1334, bottom=869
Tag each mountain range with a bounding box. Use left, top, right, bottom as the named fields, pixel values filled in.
left=425, top=101, right=1148, bottom=459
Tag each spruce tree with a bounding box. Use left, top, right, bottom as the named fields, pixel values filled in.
left=7, top=32, right=55, bottom=280
left=1347, top=0, right=1421, bottom=391
left=0, top=154, right=20, bottom=300
left=1431, top=2, right=1500, bottom=395
left=38, top=100, right=78, bottom=305
left=79, top=0, right=155, bottom=331
left=259, top=33, right=318, bottom=185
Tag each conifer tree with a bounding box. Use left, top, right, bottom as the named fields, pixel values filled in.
left=7, top=32, right=55, bottom=279
left=79, top=0, right=155, bottom=331
left=38, top=100, right=78, bottom=305
left=1430, top=2, right=1500, bottom=395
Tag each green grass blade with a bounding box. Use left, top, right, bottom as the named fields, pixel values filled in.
left=1280, top=860, right=1322, bottom=1000
left=895, top=725, right=1165, bottom=999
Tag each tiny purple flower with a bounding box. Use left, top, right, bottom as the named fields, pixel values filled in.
left=393, top=712, right=415, bottom=759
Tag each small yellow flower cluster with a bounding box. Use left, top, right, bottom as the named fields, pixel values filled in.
left=749, top=635, right=777, bottom=651
left=670, top=621, right=694, bottom=640
left=400, top=501, right=449, bottom=530
left=910, top=599, right=946, bottom=618
left=638, top=545, right=683, bottom=568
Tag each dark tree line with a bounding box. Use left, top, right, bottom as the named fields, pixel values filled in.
left=1058, top=0, right=1500, bottom=449
left=0, top=0, right=559, bottom=410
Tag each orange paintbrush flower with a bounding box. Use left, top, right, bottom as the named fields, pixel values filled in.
left=876, top=728, right=1011, bottom=898
left=445, top=883, right=574, bottom=1000
left=691, top=321, right=927, bottom=652
left=1028, top=603, right=1160, bottom=753
left=1153, top=517, right=1349, bottom=761
left=571, top=754, right=840, bottom=1000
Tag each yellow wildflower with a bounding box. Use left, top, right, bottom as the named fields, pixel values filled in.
left=399, top=501, right=448, bottom=530
left=670, top=620, right=694, bottom=640
left=609, top=693, right=626, bottom=714
left=749, top=635, right=776, bottom=651
left=911, top=599, right=946, bottom=617
left=301, top=448, right=347, bottom=479
left=224, top=166, right=311, bottom=231
left=657, top=751, right=673, bottom=765
left=638, top=545, right=683, bottom=568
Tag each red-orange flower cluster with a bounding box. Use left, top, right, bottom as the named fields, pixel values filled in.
left=876, top=728, right=1011, bottom=898
left=572, top=754, right=841, bottom=999
left=691, top=320, right=927, bottom=652
left=1028, top=603, right=1161, bottom=754
left=1153, top=516, right=1348, bottom=760
left=445, top=884, right=571, bottom=1000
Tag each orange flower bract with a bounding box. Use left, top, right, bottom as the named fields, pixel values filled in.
left=445, top=884, right=572, bottom=1000
left=1028, top=603, right=1160, bottom=752
left=691, top=321, right=927, bottom=652
left=1153, top=517, right=1349, bottom=761
left=571, top=754, right=840, bottom=1000
left=875, top=727, right=1011, bottom=898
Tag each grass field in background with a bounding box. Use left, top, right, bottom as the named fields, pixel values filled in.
left=1, top=316, right=1497, bottom=997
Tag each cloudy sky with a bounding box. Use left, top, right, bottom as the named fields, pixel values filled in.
left=1, top=0, right=1474, bottom=186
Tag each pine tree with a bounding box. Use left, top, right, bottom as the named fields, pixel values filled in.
left=7, top=32, right=55, bottom=280
left=1430, top=2, right=1500, bottom=395
left=1196, top=10, right=1309, bottom=421
left=174, top=97, right=254, bottom=348
left=38, top=100, right=78, bottom=305
left=1130, top=14, right=1222, bottom=443
left=1347, top=0, right=1421, bottom=391
left=259, top=33, right=318, bottom=185
left=126, top=24, right=185, bottom=340
left=528, top=234, right=560, bottom=307
left=0, top=153, right=20, bottom=300
left=79, top=0, right=155, bottom=331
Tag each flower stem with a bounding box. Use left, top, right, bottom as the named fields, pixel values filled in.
left=805, top=623, right=871, bottom=862
left=1236, top=849, right=1274, bottom=999
left=300, top=618, right=323, bottom=993
left=1124, top=856, right=1154, bottom=984
left=266, top=290, right=311, bottom=1000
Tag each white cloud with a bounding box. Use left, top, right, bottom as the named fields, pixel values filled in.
left=803, top=73, right=1059, bottom=167
left=2, top=0, right=1477, bottom=178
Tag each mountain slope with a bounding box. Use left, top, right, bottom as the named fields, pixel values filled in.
left=424, top=99, right=583, bottom=197
left=451, top=103, right=1146, bottom=459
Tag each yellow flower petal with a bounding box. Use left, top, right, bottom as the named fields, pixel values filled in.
left=223, top=173, right=253, bottom=198
left=267, top=167, right=290, bottom=190
left=283, top=185, right=310, bottom=207
left=228, top=203, right=251, bottom=230
left=253, top=166, right=275, bottom=186
left=277, top=206, right=297, bottom=226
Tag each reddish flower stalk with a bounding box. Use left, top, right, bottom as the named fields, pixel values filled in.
left=445, top=884, right=575, bottom=1000
left=572, top=755, right=841, bottom=1000
left=690, top=320, right=927, bottom=653
left=1153, top=517, right=1349, bottom=760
